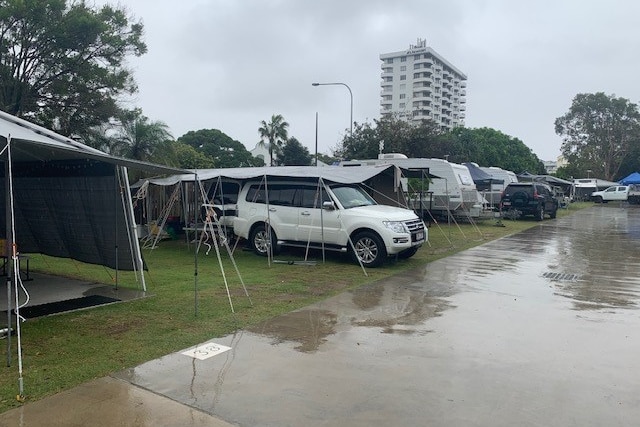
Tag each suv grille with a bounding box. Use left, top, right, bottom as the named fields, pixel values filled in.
left=405, top=218, right=425, bottom=232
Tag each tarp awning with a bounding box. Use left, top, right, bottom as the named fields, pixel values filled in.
left=619, top=172, right=640, bottom=185
left=0, top=110, right=187, bottom=271
left=463, top=162, right=503, bottom=187
left=142, top=164, right=399, bottom=186
left=0, top=110, right=190, bottom=176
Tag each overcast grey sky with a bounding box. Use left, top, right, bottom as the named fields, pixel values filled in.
left=113, top=0, right=640, bottom=162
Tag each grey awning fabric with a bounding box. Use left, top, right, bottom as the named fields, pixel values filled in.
left=0, top=110, right=190, bottom=176
left=143, top=164, right=399, bottom=186
left=0, top=110, right=188, bottom=271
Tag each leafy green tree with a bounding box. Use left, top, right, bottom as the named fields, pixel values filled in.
left=555, top=92, right=640, bottom=181
left=178, top=129, right=256, bottom=168
left=554, top=165, right=582, bottom=181
left=403, top=121, right=445, bottom=158
left=616, top=140, right=640, bottom=180
left=337, top=120, right=380, bottom=160
left=337, top=115, right=442, bottom=160
left=316, top=152, right=339, bottom=165
left=336, top=116, right=544, bottom=174
left=447, top=127, right=545, bottom=173
left=258, top=114, right=289, bottom=166
left=0, top=0, right=146, bottom=138
left=81, top=122, right=120, bottom=154
left=172, top=142, right=215, bottom=169
left=114, top=112, right=173, bottom=163
left=280, top=137, right=312, bottom=166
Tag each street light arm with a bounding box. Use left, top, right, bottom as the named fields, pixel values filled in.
left=312, top=82, right=353, bottom=136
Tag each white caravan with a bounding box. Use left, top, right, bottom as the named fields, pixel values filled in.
left=340, top=154, right=483, bottom=218
left=478, top=166, right=518, bottom=206
left=573, top=178, right=619, bottom=201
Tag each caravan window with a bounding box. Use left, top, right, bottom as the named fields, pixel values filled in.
left=458, top=173, right=473, bottom=186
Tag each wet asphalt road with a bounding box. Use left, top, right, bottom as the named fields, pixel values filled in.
left=3, top=205, right=640, bottom=426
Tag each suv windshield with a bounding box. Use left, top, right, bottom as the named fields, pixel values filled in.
left=331, top=185, right=376, bottom=209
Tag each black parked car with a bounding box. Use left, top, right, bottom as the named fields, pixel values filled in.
left=500, top=182, right=559, bottom=221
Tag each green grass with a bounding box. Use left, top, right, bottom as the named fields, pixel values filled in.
left=0, top=204, right=590, bottom=411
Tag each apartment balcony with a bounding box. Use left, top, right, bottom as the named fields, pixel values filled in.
left=460, top=97, right=466, bottom=103
left=413, top=100, right=432, bottom=109
left=413, top=91, right=432, bottom=100
left=413, top=70, right=432, bottom=78
left=413, top=81, right=431, bottom=89
left=460, top=81, right=467, bottom=88
left=412, top=109, right=433, bottom=119
left=414, top=57, right=434, bottom=67
left=413, top=74, right=433, bottom=84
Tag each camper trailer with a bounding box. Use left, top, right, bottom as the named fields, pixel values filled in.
left=339, top=155, right=483, bottom=219
left=478, top=166, right=518, bottom=206
left=573, top=178, right=619, bottom=201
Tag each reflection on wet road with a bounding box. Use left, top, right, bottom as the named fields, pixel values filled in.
left=116, top=206, right=640, bottom=426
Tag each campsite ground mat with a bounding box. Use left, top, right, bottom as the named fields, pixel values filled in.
left=14, top=295, right=120, bottom=318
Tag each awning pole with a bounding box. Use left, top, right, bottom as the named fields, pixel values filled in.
left=122, top=167, right=146, bottom=291
left=7, top=135, right=25, bottom=399
left=194, top=173, right=199, bottom=316
left=3, top=142, right=11, bottom=368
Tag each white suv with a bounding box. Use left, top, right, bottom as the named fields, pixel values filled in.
left=233, top=180, right=427, bottom=267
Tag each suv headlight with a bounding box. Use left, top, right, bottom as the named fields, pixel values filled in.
left=383, top=221, right=409, bottom=234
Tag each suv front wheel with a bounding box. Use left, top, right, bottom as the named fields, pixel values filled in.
left=250, top=223, right=279, bottom=257
left=351, top=231, right=386, bottom=268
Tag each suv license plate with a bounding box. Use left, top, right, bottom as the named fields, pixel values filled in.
left=502, top=201, right=511, bottom=206
left=415, top=231, right=424, bottom=242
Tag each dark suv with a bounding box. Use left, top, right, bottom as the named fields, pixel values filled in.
left=500, top=182, right=559, bottom=220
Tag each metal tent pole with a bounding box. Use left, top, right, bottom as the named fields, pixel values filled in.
left=122, top=167, right=147, bottom=292
left=4, top=142, right=11, bottom=368
left=194, top=173, right=199, bottom=316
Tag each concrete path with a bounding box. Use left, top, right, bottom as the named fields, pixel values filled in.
left=2, top=205, right=640, bottom=426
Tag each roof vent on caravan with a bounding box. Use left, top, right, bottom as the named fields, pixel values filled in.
left=378, top=153, right=408, bottom=160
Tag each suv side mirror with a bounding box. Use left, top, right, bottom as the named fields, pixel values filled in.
left=322, top=201, right=336, bottom=210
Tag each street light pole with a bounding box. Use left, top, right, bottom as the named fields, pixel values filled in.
left=312, top=82, right=353, bottom=136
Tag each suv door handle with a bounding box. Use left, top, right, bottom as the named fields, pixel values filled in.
left=301, top=211, right=311, bottom=216
left=268, top=207, right=277, bottom=212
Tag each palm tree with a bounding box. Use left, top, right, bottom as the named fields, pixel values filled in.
left=116, top=113, right=173, bottom=163
left=258, top=114, right=289, bottom=166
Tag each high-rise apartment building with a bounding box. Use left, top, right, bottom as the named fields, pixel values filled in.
left=380, top=38, right=467, bottom=131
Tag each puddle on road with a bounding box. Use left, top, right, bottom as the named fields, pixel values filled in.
left=352, top=291, right=452, bottom=335
left=247, top=309, right=337, bottom=352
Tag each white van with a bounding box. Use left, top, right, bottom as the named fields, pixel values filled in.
left=233, top=180, right=427, bottom=267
